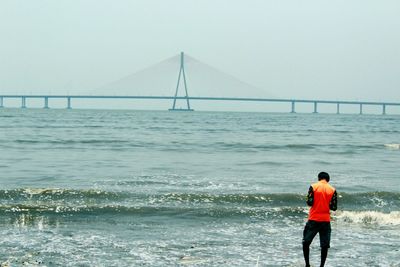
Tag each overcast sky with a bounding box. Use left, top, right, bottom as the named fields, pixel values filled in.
left=1, top=0, right=399, bottom=102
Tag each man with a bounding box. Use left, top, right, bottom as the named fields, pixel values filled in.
left=302, top=172, right=337, bottom=267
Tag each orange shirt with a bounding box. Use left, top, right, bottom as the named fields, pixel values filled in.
left=308, top=180, right=336, bottom=222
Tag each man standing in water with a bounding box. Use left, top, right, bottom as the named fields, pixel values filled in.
left=302, top=172, right=337, bottom=267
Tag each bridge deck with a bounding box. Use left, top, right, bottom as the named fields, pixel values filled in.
left=0, top=95, right=399, bottom=106
left=0, top=95, right=399, bottom=115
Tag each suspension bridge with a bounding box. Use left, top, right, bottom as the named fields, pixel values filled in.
left=1, top=52, right=399, bottom=114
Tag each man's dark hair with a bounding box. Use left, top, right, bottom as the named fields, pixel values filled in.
left=318, top=172, right=330, bottom=182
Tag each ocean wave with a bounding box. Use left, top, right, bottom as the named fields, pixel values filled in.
left=207, top=142, right=381, bottom=153
left=0, top=204, right=308, bottom=218
left=0, top=189, right=399, bottom=225
left=0, top=188, right=127, bottom=201
left=1, top=203, right=399, bottom=227
left=334, top=210, right=400, bottom=226
left=339, top=192, right=400, bottom=211
left=0, top=189, right=399, bottom=209
left=156, top=192, right=305, bottom=205
left=384, top=143, right=400, bottom=150
left=211, top=142, right=317, bottom=151
left=8, top=138, right=386, bottom=154
left=237, top=161, right=290, bottom=167
left=14, top=139, right=135, bottom=145
left=0, top=189, right=306, bottom=206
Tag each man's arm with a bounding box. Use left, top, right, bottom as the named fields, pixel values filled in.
left=330, top=190, right=337, bottom=211
left=306, top=186, right=314, bottom=206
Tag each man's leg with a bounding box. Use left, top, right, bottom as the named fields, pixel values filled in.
left=319, top=222, right=331, bottom=267
left=302, top=221, right=318, bottom=267
left=320, top=247, right=328, bottom=267
left=302, top=243, right=310, bottom=267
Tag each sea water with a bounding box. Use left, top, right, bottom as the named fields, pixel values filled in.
left=0, top=109, right=399, bottom=266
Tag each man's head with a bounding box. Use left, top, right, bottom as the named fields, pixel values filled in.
left=318, top=172, right=330, bottom=182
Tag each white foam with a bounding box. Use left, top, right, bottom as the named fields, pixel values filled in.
left=384, top=144, right=400, bottom=150
left=23, top=188, right=63, bottom=195
left=179, top=256, right=206, bottom=264
left=334, top=210, right=400, bottom=226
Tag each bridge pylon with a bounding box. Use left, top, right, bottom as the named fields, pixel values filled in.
left=169, top=52, right=194, bottom=111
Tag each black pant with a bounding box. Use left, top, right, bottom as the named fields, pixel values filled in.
left=302, top=220, right=331, bottom=248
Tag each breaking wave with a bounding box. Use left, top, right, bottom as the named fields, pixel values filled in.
left=0, top=189, right=399, bottom=207
left=0, top=189, right=398, bottom=224
left=334, top=210, right=400, bottom=226
left=384, top=143, right=400, bottom=150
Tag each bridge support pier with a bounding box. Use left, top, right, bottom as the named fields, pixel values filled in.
left=67, top=97, right=72, bottom=109
left=359, top=104, right=363, bottom=115
left=291, top=101, right=296, bottom=113
left=44, top=97, right=49, bottom=109
left=382, top=104, right=386, bottom=115
left=313, top=102, right=318, bottom=113
left=0, top=97, right=3, bottom=108
left=336, top=103, right=340, bottom=114
left=21, top=97, right=26, bottom=108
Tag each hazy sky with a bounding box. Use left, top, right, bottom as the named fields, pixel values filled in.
left=1, top=0, right=399, bottom=101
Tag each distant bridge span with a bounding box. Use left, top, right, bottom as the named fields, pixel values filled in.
left=0, top=94, right=399, bottom=114
left=2, top=53, right=398, bottom=114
